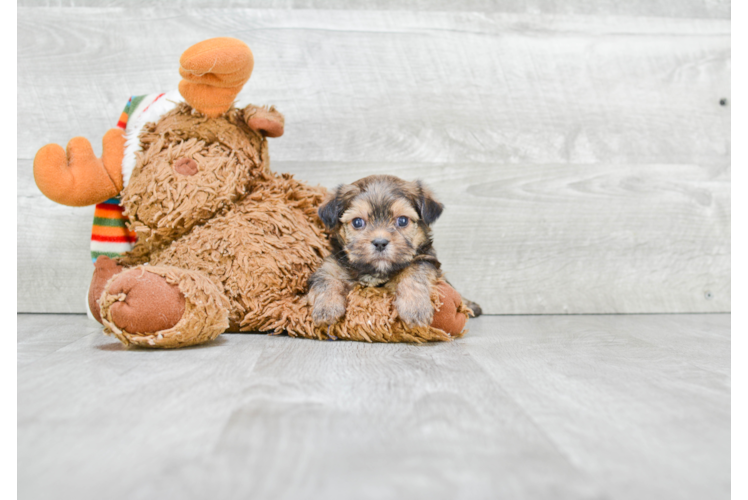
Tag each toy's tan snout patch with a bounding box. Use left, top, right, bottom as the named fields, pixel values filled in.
left=173, top=157, right=198, bottom=176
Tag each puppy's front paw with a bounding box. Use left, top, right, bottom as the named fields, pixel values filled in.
left=312, top=293, right=346, bottom=326
left=395, top=294, right=434, bottom=328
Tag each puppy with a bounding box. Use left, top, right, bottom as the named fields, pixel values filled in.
left=308, top=175, right=481, bottom=328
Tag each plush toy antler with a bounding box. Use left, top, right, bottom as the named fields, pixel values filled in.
left=33, top=129, right=126, bottom=207
left=178, top=37, right=254, bottom=118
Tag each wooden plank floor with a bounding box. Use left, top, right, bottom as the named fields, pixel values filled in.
left=17, top=313, right=730, bottom=500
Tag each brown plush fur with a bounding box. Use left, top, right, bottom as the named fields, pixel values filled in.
left=119, top=103, right=271, bottom=260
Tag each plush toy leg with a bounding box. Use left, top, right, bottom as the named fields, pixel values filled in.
left=33, top=128, right=126, bottom=206
left=98, top=265, right=229, bottom=348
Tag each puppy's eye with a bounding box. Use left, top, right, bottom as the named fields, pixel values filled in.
left=396, top=216, right=409, bottom=227
left=351, top=218, right=366, bottom=229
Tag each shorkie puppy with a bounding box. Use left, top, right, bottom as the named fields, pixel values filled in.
left=308, top=174, right=481, bottom=328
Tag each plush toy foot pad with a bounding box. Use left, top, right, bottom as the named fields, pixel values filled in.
left=99, top=266, right=229, bottom=348
left=105, top=268, right=185, bottom=333
left=430, top=281, right=470, bottom=334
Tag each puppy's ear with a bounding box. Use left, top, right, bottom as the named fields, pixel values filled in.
left=318, top=187, right=344, bottom=229
left=415, top=181, right=444, bottom=225
left=318, top=183, right=361, bottom=228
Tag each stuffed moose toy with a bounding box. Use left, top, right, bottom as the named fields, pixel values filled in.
left=33, top=37, right=471, bottom=348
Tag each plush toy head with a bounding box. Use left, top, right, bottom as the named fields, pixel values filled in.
left=120, top=103, right=269, bottom=258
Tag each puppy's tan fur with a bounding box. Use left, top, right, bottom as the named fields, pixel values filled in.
left=308, top=175, right=447, bottom=328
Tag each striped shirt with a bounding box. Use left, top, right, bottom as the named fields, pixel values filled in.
left=90, top=96, right=143, bottom=262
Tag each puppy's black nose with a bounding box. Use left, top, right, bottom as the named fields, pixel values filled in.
left=372, top=238, right=390, bottom=251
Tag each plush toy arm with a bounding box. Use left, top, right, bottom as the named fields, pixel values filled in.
left=33, top=128, right=126, bottom=207
left=243, top=104, right=285, bottom=138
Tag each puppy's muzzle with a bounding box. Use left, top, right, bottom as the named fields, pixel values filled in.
left=372, top=238, right=390, bottom=252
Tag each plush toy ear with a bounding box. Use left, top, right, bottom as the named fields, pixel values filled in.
left=244, top=105, right=284, bottom=138
left=415, top=181, right=444, bottom=226
left=318, top=187, right=344, bottom=229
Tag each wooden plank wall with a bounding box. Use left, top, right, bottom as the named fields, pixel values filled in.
left=17, top=2, right=731, bottom=314
left=728, top=19, right=748, bottom=314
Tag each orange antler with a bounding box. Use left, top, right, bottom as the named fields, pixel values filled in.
left=178, top=37, right=254, bottom=118
left=33, top=128, right=126, bottom=207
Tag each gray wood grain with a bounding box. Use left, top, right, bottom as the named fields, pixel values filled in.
left=18, top=1, right=732, bottom=19
left=729, top=51, right=748, bottom=312
left=17, top=7, right=730, bottom=314
left=17, top=9, right=731, bottom=163
left=16, top=313, right=100, bottom=366
left=730, top=169, right=748, bottom=311
left=18, top=312, right=731, bottom=500
left=465, top=314, right=730, bottom=500
left=17, top=160, right=95, bottom=313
